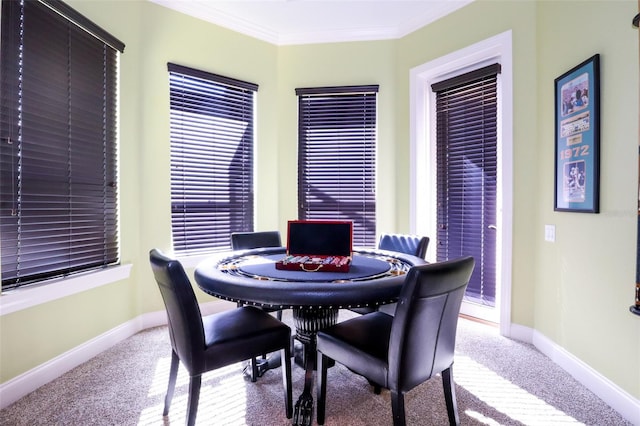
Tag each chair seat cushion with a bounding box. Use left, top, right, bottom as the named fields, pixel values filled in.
left=317, top=312, right=393, bottom=388
left=202, top=306, right=290, bottom=369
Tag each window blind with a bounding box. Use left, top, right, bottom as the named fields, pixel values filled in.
left=296, top=85, right=378, bottom=247
left=0, top=0, right=124, bottom=289
left=432, top=64, right=500, bottom=305
left=168, top=63, right=257, bottom=254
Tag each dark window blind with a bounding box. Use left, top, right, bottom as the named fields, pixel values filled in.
left=433, top=64, right=500, bottom=305
left=1, top=0, right=124, bottom=289
left=168, top=63, right=257, bottom=254
left=296, top=86, right=378, bottom=247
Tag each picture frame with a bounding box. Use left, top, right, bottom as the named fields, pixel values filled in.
left=554, top=54, right=600, bottom=213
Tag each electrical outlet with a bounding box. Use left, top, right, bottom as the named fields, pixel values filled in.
left=544, top=224, right=555, bottom=242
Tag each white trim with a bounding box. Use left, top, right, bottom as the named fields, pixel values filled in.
left=409, top=30, right=513, bottom=333
left=177, top=253, right=212, bottom=269
left=0, top=300, right=234, bottom=409
left=149, top=0, right=475, bottom=46
left=511, top=323, right=640, bottom=424
left=0, top=264, right=133, bottom=316
left=0, top=315, right=140, bottom=409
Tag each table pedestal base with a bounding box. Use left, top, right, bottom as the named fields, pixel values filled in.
left=292, top=307, right=338, bottom=426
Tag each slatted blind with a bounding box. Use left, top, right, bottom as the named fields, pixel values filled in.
left=432, top=64, right=500, bottom=305
left=168, top=63, right=257, bottom=254
left=0, top=0, right=124, bottom=289
left=296, top=86, right=378, bottom=247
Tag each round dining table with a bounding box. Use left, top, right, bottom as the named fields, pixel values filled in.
left=194, top=247, right=426, bottom=426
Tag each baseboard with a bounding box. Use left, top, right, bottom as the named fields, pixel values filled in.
left=0, top=300, right=232, bottom=409
left=510, top=323, right=639, bottom=424
left=0, top=319, right=140, bottom=409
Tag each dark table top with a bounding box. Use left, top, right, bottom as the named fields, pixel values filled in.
left=194, top=247, right=427, bottom=310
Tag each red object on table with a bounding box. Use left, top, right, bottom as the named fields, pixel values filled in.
left=275, top=220, right=353, bottom=272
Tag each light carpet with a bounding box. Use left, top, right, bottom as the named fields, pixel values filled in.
left=0, top=313, right=631, bottom=426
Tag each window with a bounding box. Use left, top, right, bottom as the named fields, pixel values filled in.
left=0, top=0, right=125, bottom=289
left=296, top=85, right=378, bottom=247
left=168, top=63, right=257, bottom=254
left=432, top=64, right=500, bottom=306
left=411, top=31, right=512, bottom=327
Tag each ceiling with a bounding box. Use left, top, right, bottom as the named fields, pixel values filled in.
left=149, top=0, right=474, bottom=45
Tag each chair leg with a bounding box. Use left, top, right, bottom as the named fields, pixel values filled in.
left=257, top=309, right=282, bottom=372
left=390, top=389, right=407, bottom=426
left=367, top=378, right=382, bottom=394
left=442, top=366, right=460, bottom=426
left=281, top=347, right=293, bottom=419
left=250, top=357, right=258, bottom=382
left=163, top=350, right=180, bottom=416
left=316, top=353, right=329, bottom=425
left=186, top=375, right=202, bottom=426
left=238, top=303, right=261, bottom=382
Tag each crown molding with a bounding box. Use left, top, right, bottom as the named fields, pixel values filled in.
left=150, top=0, right=475, bottom=46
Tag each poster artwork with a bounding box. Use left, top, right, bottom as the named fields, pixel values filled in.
left=560, top=73, right=590, bottom=203
left=554, top=54, right=599, bottom=213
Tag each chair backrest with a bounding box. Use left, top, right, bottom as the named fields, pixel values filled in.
left=149, top=249, right=205, bottom=373
left=388, top=256, right=475, bottom=392
left=377, top=233, right=429, bottom=259
left=231, top=231, right=282, bottom=250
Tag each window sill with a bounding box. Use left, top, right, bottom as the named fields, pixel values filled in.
left=0, top=264, right=133, bottom=316
left=176, top=252, right=216, bottom=269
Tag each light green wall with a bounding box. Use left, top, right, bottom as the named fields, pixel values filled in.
left=0, top=0, right=146, bottom=384
left=0, top=0, right=638, bottom=403
left=0, top=0, right=280, bottom=382
left=534, top=0, right=639, bottom=396
left=395, top=0, right=540, bottom=329
left=276, top=41, right=398, bottom=231
left=392, top=0, right=640, bottom=399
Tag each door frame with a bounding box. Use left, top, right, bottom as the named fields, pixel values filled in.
left=409, top=30, right=513, bottom=336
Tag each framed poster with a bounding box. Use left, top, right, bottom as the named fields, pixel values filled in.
left=554, top=54, right=600, bottom=213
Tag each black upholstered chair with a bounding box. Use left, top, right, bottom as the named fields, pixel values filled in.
left=349, top=233, right=430, bottom=315
left=231, top=230, right=282, bottom=251
left=230, top=231, right=286, bottom=380
left=230, top=230, right=284, bottom=322
left=149, top=249, right=293, bottom=426
left=316, top=256, right=475, bottom=426
left=377, top=233, right=429, bottom=259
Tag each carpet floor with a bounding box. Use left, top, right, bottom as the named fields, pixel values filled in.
left=0, top=313, right=632, bottom=426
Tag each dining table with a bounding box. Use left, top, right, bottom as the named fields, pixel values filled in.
left=194, top=246, right=426, bottom=426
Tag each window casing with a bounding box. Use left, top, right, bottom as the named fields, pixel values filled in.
left=168, top=63, right=257, bottom=254
left=296, top=85, right=378, bottom=247
left=0, top=0, right=124, bottom=289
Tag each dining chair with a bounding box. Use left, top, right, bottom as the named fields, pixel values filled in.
left=230, top=230, right=286, bottom=381
left=316, top=256, right=475, bottom=426
left=149, top=249, right=293, bottom=426
left=230, top=230, right=284, bottom=323
left=377, top=233, right=429, bottom=259
left=349, top=233, right=429, bottom=315
left=231, top=230, right=283, bottom=251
